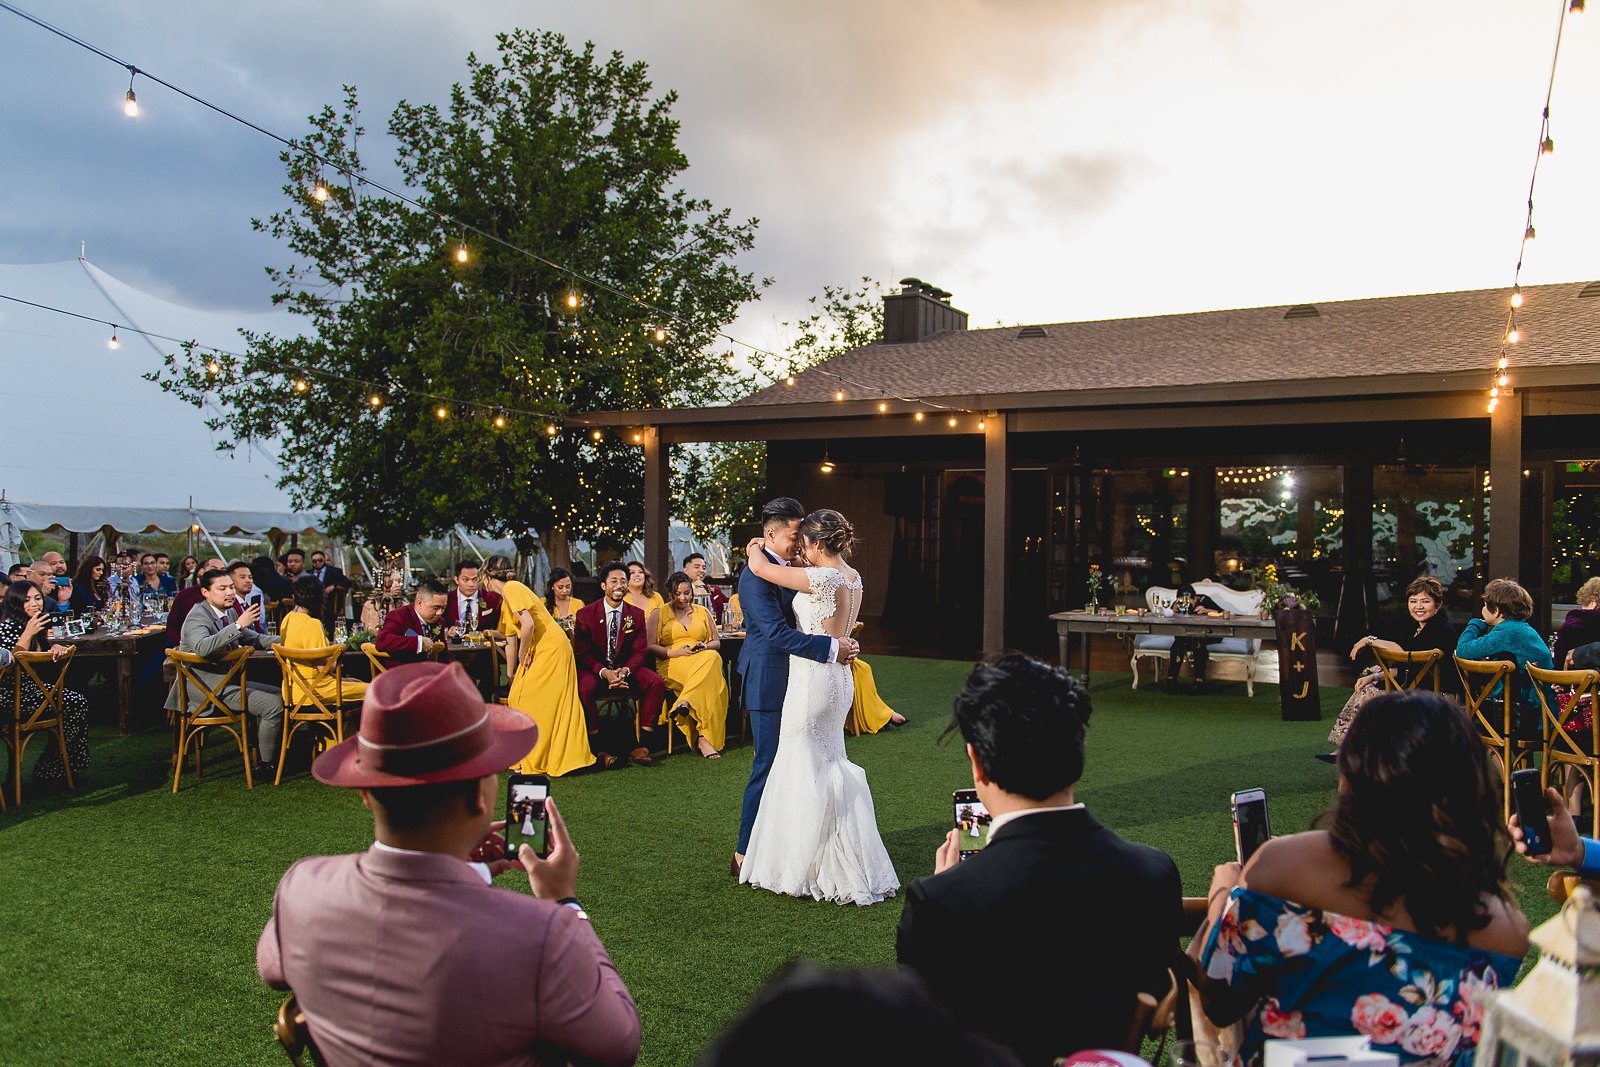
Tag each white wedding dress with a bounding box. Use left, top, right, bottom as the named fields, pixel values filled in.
left=740, top=566, right=900, bottom=906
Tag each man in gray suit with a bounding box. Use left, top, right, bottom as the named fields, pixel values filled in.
left=164, top=566, right=284, bottom=776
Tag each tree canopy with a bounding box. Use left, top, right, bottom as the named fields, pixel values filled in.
left=152, top=30, right=771, bottom=554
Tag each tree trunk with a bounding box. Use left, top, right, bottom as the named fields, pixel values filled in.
left=544, top=526, right=571, bottom=571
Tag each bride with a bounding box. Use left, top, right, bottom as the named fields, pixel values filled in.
left=738, top=509, right=899, bottom=906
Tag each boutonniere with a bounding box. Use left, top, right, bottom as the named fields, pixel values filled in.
left=622, top=617, right=636, bottom=634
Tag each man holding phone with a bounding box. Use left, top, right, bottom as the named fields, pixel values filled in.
left=257, top=662, right=640, bottom=1066
left=897, top=652, right=1182, bottom=1066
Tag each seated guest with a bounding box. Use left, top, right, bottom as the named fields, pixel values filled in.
left=1166, top=581, right=1226, bottom=693
left=164, top=567, right=284, bottom=778
left=375, top=577, right=450, bottom=664
left=228, top=559, right=267, bottom=633
left=309, top=549, right=350, bottom=628
left=105, top=553, right=137, bottom=601
left=282, top=548, right=308, bottom=584
left=46, top=573, right=74, bottom=615
left=135, top=552, right=170, bottom=602
left=70, top=555, right=108, bottom=613
left=897, top=652, right=1182, bottom=1065
left=573, top=561, right=666, bottom=766
left=1199, top=691, right=1528, bottom=1067
left=40, top=550, right=68, bottom=576
left=359, top=568, right=407, bottom=632
left=1554, top=576, right=1600, bottom=669
left=1323, top=575, right=1456, bottom=755
left=0, top=580, right=91, bottom=784
left=444, top=559, right=501, bottom=633
left=623, top=561, right=665, bottom=624
left=683, top=551, right=727, bottom=620
left=175, top=554, right=201, bottom=589
left=280, top=576, right=367, bottom=708
left=847, top=656, right=907, bottom=733
left=1455, top=577, right=1554, bottom=732
left=545, top=567, right=583, bottom=628
left=154, top=552, right=176, bottom=591
left=702, top=962, right=1018, bottom=1067
left=8, top=562, right=30, bottom=584
left=166, top=557, right=225, bottom=646
left=648, top=570, right=727, bottom=759
left=256, top=662, right=641, bottom=1066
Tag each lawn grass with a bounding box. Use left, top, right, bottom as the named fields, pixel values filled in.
left=0, top=659, right=1561, bottom=1065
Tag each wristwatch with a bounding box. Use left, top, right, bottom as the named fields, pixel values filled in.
left=557, top=896, right=589, bottom=921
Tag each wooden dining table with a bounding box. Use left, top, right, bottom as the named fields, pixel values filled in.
left=59, top=625, right=169, bottom=733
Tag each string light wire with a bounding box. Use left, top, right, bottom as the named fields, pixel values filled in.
left=0, top=0, right=990, bottom=425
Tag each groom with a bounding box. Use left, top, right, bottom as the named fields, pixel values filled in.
left=732, top=497, right=859, bottom=876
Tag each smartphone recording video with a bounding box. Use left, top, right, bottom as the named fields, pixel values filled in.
left=1510, top=768, right=1552, bottom=856
left=953, top=789, right=993, bottom=861
left=1232, top=787, right=1270, bottom=866
left=507, top=774, right=551, bottom=860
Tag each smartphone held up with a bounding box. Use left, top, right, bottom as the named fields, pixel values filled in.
left=1510, top=768, right=1552, bottom=856
left=507, top=773, right=551, bottom=859
left=1232, top=788, right=1270, bottom=866
left=952, top=789, right=993, bottom=862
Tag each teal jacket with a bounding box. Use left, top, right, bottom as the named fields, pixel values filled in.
left=1455, top=617, right=1553, bottom=703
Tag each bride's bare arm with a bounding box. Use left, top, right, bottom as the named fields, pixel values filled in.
left=743, top=539, right=812, bottom=592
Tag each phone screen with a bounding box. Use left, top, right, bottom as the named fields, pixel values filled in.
left=952, top=789, right=992, bottom=861
left=1232, top=788, right=1270, bottom=865
left=1511, top=768, right=1552, bottom=856
left=507, top=775, right=550, bottom=859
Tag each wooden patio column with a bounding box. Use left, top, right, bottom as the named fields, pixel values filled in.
left=1488, top=392, right=1522, bottom=581
left=1189, top=466, right=1216, bottom=582
left=983, top=415, right=1011, bottom=653
left=642, top=426, right=670, bottom=583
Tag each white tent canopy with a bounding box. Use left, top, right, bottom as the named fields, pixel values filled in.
left=0, top=256, right=319, bottom=529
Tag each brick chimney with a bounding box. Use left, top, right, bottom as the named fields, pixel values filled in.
left=882, top=278, right=968, bottom=344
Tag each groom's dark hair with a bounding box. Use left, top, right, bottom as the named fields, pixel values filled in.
left=946, top=651, right=1091, bottom=800
left=760, top=497, right=806, bottom=532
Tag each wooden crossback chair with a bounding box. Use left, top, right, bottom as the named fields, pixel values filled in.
left=359, top=642, right=389, bottom=677
left=4, top=648, right=78, bottom=807
left=1372, top=646, right=1443, bottom=692
left=274, top=993, right=320, bottom=1066
left=1456, top=654, right=1534, bottom=822
left=270, top=597, right=297, bottom=631
left=596, top=687, right=672, bottom=754
left=167, top=647, right=255, bottom=792
left=1530, top=664, right=1600, bottom=838
left=272, top=644, right=352, bottom=786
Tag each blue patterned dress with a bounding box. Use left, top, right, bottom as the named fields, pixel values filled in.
left=1200, top=889, right=1521, bottom=1067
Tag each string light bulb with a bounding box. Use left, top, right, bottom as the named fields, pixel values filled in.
left=1488, top=398, right=1499, bottom=413
left=435, top=405, right=448, bottom=419
left=947, top=416, right=957, bottom=427
left=1510, top=288, right=1524, bottom=308
left=978, top=418, right=987, bottom=431
left=455, top=242, right=468, bottom=264
left=493, top=414, right=506, bottom=428
left=591, top=429, right=603, bottom=441
left=1541, top=135, right=1556, bottom=156
left=312, top=179, right=329, bottom=202
left=834, top=389, right=845, bottom=401
left=653, top=327, right=666, bottom=344
left=545, top=424, right=558, bottom=436
left=914, top=411, right=925, bottom=422
left=107, top=330, right=119, bottom=350
left=206, top=358, right=221, bottom=375
left=1490, top=386, right=1500, bottom=398
left=1573, top=1, right=1585, bottom=14
left=784, top=374, right=796, bottom=387
left=293, top=378, right=308, bottom=393
left=1507, top=328, right=1520, bottom=344
left=877, top=401, right=887, bottom=413
left=1497, top=356, right=1508, bottom=370
left=123, top=71, right=139, bottom=117
left=1498, top=374, right=1508, bottom=387
left=368, top=393, right=383, bottom=408
left=564, top=289, right=580, bottom=311
left=1524, top=224, right=1537, bottom=243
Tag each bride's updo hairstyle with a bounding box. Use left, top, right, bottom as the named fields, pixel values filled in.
left=799, top=509, right=857, bottom=560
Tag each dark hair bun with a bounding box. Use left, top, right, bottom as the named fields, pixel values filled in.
left=800, top=509, right=858, bottom=559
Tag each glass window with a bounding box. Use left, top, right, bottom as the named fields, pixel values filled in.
left=1373, top=465, right=1481, bottom=622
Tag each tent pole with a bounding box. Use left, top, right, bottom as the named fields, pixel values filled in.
left=454, top=525, right=487, bottom=564
left=193, top=513, right=226, bottom=563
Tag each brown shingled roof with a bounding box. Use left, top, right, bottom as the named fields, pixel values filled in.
left=735, top=281, right=1600, bottom=407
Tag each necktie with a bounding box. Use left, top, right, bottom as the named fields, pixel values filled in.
left=608, top=609, right=620, bottom=666
left=465, top=596, right=477, bottom=629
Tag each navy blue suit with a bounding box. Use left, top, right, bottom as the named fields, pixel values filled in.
left=735, top=548, right=834, bottom=853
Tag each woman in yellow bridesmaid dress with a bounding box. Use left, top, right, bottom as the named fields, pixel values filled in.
left=544, top=567, right=583, bottom=630
left=624, top=561, right=665, bottom=625
left=280, top=577, right=369, bottom=707
left=480, top=555, right=595, bottom=776
left=847, top=657, right=906, bottom=734
left=648, top=571, right=728, bottom=758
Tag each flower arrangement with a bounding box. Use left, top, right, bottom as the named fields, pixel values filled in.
left=345, top=629, right=375, bottom=652
left=1085, top=564, right=1107, bottom=612
left=1251, top=562, right=1322, bottom=615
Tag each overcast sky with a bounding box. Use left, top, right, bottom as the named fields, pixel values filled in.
left=2, top=0, right=1596, bottom=359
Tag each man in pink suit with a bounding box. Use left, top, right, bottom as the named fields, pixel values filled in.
left=572, top=561, right=667, bottom=766
left=257, top=661, right=640, bottom=1066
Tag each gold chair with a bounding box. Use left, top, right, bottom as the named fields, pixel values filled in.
left=1372, top=646, right=1443, bottom=692
left=167, top=647, right=255, bottom=792
left=1456, top=655, right=1534, bottom=822
left=274, top=993, right=319, bottom=1066
left=4, top=648, right=79, bottom=807
left=360, top=642, right=389, bottom=676
left=1530, top=664, right=1600, bottom=838
left=271, top=597, right=296, bottom=630
left=272, top=644, right=353, bottom=786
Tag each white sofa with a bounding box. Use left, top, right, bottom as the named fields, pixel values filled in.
left=1129, top=581, right=1267, bottom=696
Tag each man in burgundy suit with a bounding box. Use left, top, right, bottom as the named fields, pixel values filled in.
left=165, top=556, right=223, bottom=646
left=375, top=578, right=450, bottom=664
left=572, top=560, right=666, bottom=767
left=444, top=560, right=502, bottom=633
left=257, top=661, right=641, bottom=1066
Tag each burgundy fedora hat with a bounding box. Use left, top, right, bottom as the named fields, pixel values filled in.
left=313, top=661, right=537, bottom=788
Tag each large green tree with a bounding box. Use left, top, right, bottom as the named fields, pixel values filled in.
left=671, top=279, right=884, bottom=540
left=152, top=30, right=772, bottom=557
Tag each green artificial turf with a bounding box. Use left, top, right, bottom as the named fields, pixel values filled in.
left=0, top=660, right=1562, bottom=1065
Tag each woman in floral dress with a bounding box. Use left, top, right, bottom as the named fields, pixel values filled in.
left=1198, top=691, right=1527, bottom=1067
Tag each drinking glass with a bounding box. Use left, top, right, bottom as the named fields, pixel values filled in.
left=1168, top=1041, right=1239, bottom=1067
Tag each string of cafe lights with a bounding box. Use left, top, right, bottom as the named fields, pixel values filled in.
left=1489, top=0, right=1584, bottom=416
left=0, top=1, right=992, bottom=431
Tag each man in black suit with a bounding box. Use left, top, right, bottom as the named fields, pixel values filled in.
left=896, top=651, right=1183, bottom=1066
left=309, top=550, right=351, bottom=629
